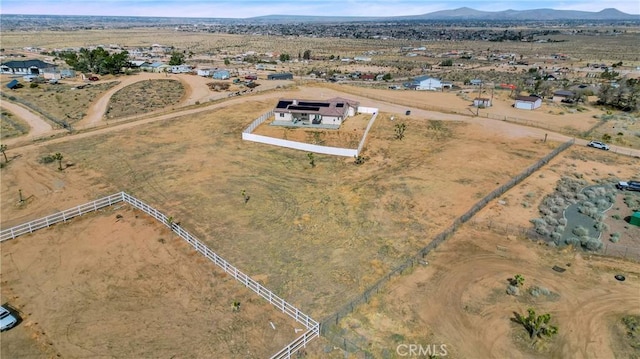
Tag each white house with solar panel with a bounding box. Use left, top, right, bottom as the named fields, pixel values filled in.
left=272, top=97, right=359, bottom=128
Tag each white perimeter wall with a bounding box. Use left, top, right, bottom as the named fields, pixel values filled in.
left=243, top=107, right=379, bottom=158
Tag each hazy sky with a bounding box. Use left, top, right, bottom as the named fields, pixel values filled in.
left=1, top=0, right=639, bottom=18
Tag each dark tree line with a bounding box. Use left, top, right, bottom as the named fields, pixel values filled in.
left=598, top=78, right=640, bottom=112
left=58, top=47, right=130, bottom=75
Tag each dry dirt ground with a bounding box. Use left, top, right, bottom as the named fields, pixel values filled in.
left=328, top=147, right=640, bottom=359
left=1, top=73, right=639, bottom=358
left=1, top=207, right=299, bottom=358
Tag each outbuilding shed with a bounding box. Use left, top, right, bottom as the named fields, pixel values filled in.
left=267, top=72, right=293, bottom=80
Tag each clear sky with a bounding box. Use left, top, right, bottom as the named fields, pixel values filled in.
left=1, top=0, right=639, bottom=18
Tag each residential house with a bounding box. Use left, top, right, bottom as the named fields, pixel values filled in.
left=213, top=70, right=231, bottom=79
left=412, top=76, right=443, bottom=91
left=267, top=72, right=293, bottom=80
left=514, top=95, right=542, bottom=110
left=0, top=59, right=56, bottom=75
left=60, top=69, right=76, bottom=78
left=129, top=60, right=150, bottom=68
left=42, top=68, right=61, bottom=80
left=197, top=68, right=213, bottom=77
left=171, top=64, right=192, bottom=74
left=148, top=62, right=170, bottom=73
left=552, top=90, right=575, bottom=102
left=273, top=97, right=359, bottom=127
left=473, top=98, right=492, bottom=107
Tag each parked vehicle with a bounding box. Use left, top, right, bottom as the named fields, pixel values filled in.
left=616, top=181, right=640, bottom=192
left=0, top=305, right=17, bottom=331
left=88, top=76, right=99, bottom=81
left=587, top=141, right=609, bottom=150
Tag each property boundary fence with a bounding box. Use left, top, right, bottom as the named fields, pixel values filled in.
left=320, top=138, right=576, bottom=353
left=242, top=108, right=379, bottom=158
left=1, top=92, right=73, bottom=131
left=0, top=192, right=319, bottom=359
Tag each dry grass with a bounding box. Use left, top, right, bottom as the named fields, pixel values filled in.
left=106, top=79, right=185, bottom=119
left=2, top=81, right=119, bottom=125
left=0, top=109, right=29, bottom=139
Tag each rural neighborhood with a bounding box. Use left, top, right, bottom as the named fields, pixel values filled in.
left=1, top=4, right=639, bottom=359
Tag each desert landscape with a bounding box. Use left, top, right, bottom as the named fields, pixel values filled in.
left=1, top=10, right=639, bottom=359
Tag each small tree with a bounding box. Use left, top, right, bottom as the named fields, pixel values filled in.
left=241, top=189, right=250, bottom=204
left=514, top=308, right=558, bottom=340
left=52, top=152, right=64, bottom=171
left=307, top=153, right=315, bottom=168
left=395, top=123, right=407, bottom=140
left=168, top=51, right=185, bottom=66
left=303, top=50, right=311, bottom=60
left=0, top=144, right=8, bottom=163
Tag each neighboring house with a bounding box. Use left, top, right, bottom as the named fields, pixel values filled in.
left=552, top=90, right=575, bottom=102
left=412, top=76, right=443, bottom=91
left=255, top=63, right=277, bottom=71
left=60, top=69, right=76, bottom=78
left=514, top=95, right=542, bottom=110
left=42, top=67, right=61, bottom=80
left=171, top=64, right=192, bottom=74
left=197, top=68, right=213, bottom=77
left=0, top=59, right=56, bottom=75
left=212, top=69, right=231, bottom=79
left=473, top=97, right=492, bottom=107
left=273, top=97, right=359, bottom=127
left=267, top=72, right=293, bottom=80
left=149, top=62, right=170, bottom=73
left=129, top=60, right=149, bottom=68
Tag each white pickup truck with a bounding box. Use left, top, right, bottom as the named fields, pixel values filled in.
left=616, top=181, right=640, bottom=192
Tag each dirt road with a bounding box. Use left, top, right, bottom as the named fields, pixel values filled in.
left=0, top=101, right=53, bottom=138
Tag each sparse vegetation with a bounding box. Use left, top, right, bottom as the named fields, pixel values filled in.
left=514, top=308, right=559, bottom=341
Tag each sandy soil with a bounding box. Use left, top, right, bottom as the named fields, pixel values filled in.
left=0, top=208, right=299, bottom=358
left=335, top=225, right=640, bottom=359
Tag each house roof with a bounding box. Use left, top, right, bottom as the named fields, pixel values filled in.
left=1, top=59, right=55, bottom=69
left=515, top=95, right=541, bottom=102
left=414, top=75, right=441, bottom=82
left=6, top=79, right=19, bottom=89
left=274, top=97, right=359, bottom=118
left=553, top=90, right=574, bottom=97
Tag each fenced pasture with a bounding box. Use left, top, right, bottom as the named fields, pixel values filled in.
left=1, top=192, right=317, bottom=358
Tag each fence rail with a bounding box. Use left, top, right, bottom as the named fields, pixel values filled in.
left=0, top=192, right=124, bottom=242
left=1, top=191, right=319, bottom=359
left=321, top=138, right=576, bottom=353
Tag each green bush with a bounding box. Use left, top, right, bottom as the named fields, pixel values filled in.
left=572, top=226, right=589, bottom=237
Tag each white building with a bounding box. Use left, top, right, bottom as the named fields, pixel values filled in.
left=413, top=76, right=443, bottom=91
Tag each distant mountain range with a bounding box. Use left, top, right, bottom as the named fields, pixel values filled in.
left=252, top=7, right=640, bottom=23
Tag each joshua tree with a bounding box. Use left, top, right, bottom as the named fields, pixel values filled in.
left=395, top=123, right=406, bottom=140
left=52, top=152, right=64, bottom=171
left=0, top=144, right=7, bottom=163
left=513, top=274, right=525, bottom=287
left=307, top=153, right=315, bottom=168
left=232, top=300, right=241, bottom=312
left=514, top=308, right=558, bottom=340
left=241, top=189, right=250, bottom=204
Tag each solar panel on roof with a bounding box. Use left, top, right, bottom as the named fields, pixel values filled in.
left=276, top=100, right=293, bottom=109
left=288, top=106, right=320, bottom=111
left=336, top=103, right=344, bottom=107
left=297, top=102, right=330, bottom=107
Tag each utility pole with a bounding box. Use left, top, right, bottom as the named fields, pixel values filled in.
left=476, top=82, right=483, bottom=116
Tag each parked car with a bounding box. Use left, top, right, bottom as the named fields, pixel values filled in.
left=587, top=141, right=610, bottom=150
left=88, top=76, right=99, bottom=81
left=0, top=305, right=17, bottom=331
left=616, top=181, right=640, bottom=192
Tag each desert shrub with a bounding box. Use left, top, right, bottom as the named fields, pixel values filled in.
left=572, top=226, right=589, bottom=237
left=594, top=222, right=609, bottom=232
left=40, top=154, right=55, bottom=164
left=558, top=218, right=567, bottom=226
left=564, top=237, right=581, bottom=247
left=576, top=193, right=588, bottom=201
left=584, top=189, right=595, bottom=199
left=544, top=216, right=558, bottom=226
left=606, top=194, right=616, bottom=203
left=611, top=214, right=621, bottom=220
left=581, top=237, right=603, bottom=251
left=530, top=286, right=552, bottom=297
left=550, top=232, right=562, bottom=241
left=593, top=213, right=606, bottom=222
left=536, top=227, right=550, bottom=236
left=506, top=285, right=519, bottom=296
left=596, top=199, right=610, bottom=209
left=540, top=207, right=553, bottom=216
left=556, top=225, right=565, bottom=233
left=550, top=205, right=561, bottom=213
